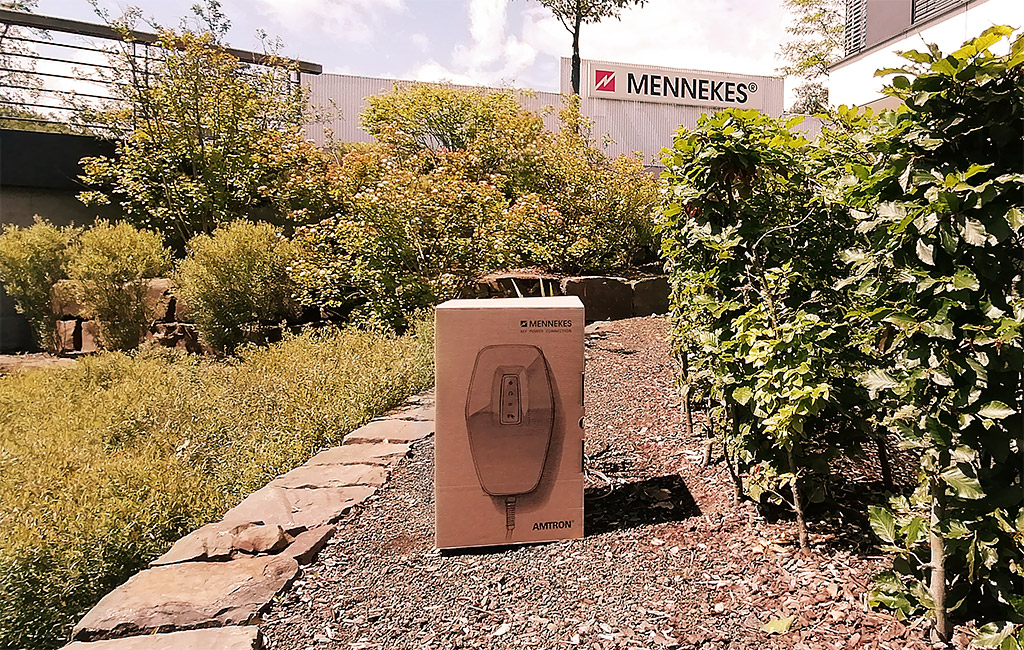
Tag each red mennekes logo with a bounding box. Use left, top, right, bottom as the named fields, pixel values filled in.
left=594, top=69, right=616, bottom=92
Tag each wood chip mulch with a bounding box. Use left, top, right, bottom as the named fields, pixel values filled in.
left=262, top=316, right=967, bottom=650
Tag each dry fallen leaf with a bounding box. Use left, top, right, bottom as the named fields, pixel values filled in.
left=491, top=622, right=511, bottom=637
left=762, top=616, right=796, bottom=634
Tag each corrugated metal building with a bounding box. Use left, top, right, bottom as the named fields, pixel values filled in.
left=303, top=58, right=784, bottom=167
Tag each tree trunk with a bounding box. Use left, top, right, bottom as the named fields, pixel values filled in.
left=680, top=350, right=693, bottom=439
left=930, top=451, right=950, bottom=642
left=787, top=444, right=809, bottom=552
left=725, top=406, right=744, bottom=502
left=570, top=14, right=582, bottom=95
left=876, top=433, right=893, bottom=490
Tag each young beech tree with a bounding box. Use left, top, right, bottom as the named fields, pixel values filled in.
left=77, top=10, right=316, bottom=250
left=537, top=0, right=647, bottom=94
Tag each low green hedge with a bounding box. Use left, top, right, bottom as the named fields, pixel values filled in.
left=0, top=321, right=434, bottom=649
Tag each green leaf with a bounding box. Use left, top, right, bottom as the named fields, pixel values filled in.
left=952, top=268, right=980, bottom=290
left=885, top=312, right=918, bottom=328
left=978, top=401, right=1016, bottom=419
left=732, top=385, right=753, bottom=406
left=974, top=622, right=1016, bottom=648
left=878, top=202, right=906, bottom=219
left=940, top=467, right=985, bottom=499
left=860, top=368, right=898, bottom=392
left=1007, top=208, right=1024, bottom=232
left=762, top=616, right=795, bottom=634
left=916, top=239, right=935, bottom=265
left=869, top=506, right=897, bottom=543
left=902, top=516, right=926, bottom=548
left=961, top=217, right=990, bottom=246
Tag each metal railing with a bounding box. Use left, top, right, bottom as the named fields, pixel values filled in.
left=0, top=8, right=321, bottom=133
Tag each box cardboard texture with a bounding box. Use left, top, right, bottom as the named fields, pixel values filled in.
left=435, top=297, right=584, bottom=549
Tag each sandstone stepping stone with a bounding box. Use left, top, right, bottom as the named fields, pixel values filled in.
left=151, top=523, right=290, bottom=567
left=306, top=443, right=410, bottom=466
left=344, top=419, right=434, bottom=444
left=270, top=463, right=385, bottom=490
left=62, top=626, right=262, bottom=649
left=286, top=525, right=336, bottom=565
left=384, top=403, right=436, bottom=421
left=72, top=555, right=298, bottom=642
left=221, top=484, right=376, bottom=533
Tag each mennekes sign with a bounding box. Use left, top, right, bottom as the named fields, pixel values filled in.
left=586, top=62, right=775, bottom=110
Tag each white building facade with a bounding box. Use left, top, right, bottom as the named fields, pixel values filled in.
left=831, top=0, right=1024, bottom=108
left=303, top=59, right=783, bottom=167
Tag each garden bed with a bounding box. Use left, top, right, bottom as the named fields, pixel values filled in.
left=0, top=324, right=434, bottom=649
left=261, top=316, right=955, bottom=650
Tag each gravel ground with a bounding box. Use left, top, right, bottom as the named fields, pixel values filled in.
left=262, top=316, right=957, bottom=650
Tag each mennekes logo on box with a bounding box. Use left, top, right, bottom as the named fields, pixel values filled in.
left=594, top=69, right=615, bottom=92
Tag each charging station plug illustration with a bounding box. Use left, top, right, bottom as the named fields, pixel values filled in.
left=465, top=345, right=554, bottom=538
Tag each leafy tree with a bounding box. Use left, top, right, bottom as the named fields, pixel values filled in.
left=661, top=109, right=870, bottom=550
left=77, top=15, right=314, bottom=250
left=788, top=80, right=828, bottom=114
left=845, top=27, right=1024, bottom=641
left=776, top=0, right=844, bottom=112
left=536, top=0, right=647, bottom=94
left=361, top=83, right=545, bottom=178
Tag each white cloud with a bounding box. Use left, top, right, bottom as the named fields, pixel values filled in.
left=410, top=33, right=431, bottom=52
left=408, top=60, right=487, bottom=87
left=252, top=0, right=405, bottom=44
left=524, top=0, right=786, bottom=76
left=441, top=0, right=538, bottom=86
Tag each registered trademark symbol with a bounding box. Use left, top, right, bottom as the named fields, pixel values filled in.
left=748, top=82, right=758, bottom=93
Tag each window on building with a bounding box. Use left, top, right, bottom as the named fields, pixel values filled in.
left=912, top=0, right=967, bottom=23
left=845, top=0, right=868, bottom=56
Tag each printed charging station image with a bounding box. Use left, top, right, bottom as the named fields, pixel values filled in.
left=466, top=345, right=554, bottom=538
left=435, top=297, right=584, bottom=549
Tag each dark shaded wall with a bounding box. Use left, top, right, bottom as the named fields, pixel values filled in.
left=0, top=129, right=120, bottom=352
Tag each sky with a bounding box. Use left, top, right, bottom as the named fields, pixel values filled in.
left=33, top=0, right=795, bottom=102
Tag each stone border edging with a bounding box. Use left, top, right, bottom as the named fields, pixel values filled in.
left=61, top=389, right=436, bottom=649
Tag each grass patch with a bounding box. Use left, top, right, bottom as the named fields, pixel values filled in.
left=0, top=320, right=434, bottom=649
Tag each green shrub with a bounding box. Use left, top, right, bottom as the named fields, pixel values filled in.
left=291, top=93, right=660, bottom=331
left=291, top=153, right=509, bottom=330
left=65, top=221, right=172, bottom=351
left=0, top=218, right=79, bottom=352
left=660, top=108, right=868, bottom=550
left=843, top=27, right=1024, bottom=639
left=493, top=115, right=661, bottom=273
left=0, top=319, right=434, bottom=649
left=660, top=25, right=1024, bottom=643
left=175, top=220, right=299, bottom=353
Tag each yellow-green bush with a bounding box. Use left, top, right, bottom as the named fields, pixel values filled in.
left=65, top=221, right=172, bottom=351
left=0, top=218, right=80, bottom=352
left=175, top=220, right=300, bottom=354
left=0, top=320, right=434, bottom=649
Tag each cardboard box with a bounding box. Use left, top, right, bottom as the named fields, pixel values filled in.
left=435, top=297, right=585, bottom=549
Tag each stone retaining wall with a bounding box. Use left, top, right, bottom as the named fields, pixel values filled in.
left=51, top=273, right=669, bottom=355
left=61, top=390, right=436, bottom=650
